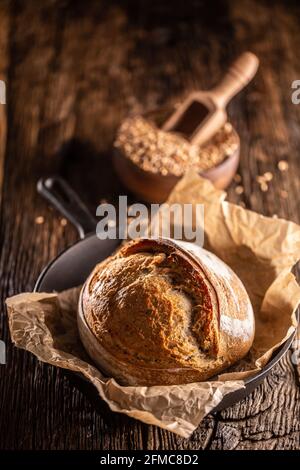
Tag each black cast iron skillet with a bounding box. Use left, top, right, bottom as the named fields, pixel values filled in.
left=35, top=176, right=296, bottom=413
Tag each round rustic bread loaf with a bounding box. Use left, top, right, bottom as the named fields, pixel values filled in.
left=78, top=238, right=254, bottom=386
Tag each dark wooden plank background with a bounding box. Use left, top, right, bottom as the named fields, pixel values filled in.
left=0, top=0, right=299, bottom=450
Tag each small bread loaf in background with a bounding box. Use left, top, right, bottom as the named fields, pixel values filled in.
left=78, top=238, right=255, bottom=386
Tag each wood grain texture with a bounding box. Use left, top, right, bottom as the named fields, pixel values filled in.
left=0, top=0, right=299, bottom=450
left=0, top=0, right=9, bottom=199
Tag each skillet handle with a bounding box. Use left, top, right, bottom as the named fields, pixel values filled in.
left=37, top=177, right=96, bottom=239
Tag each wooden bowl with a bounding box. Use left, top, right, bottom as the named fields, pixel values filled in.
left=113, top=108, right=240, bottom=203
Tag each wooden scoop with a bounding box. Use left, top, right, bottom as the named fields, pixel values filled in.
left=162, top=52, right=259, bottom=146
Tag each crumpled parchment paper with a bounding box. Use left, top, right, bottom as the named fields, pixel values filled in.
left=6, top=171, right=300, bottom=438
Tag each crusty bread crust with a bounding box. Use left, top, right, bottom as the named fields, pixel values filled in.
left=78, top=238, right=254, bottom=386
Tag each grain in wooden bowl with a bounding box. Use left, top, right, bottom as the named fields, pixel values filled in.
left=113, top=107, right=240, bottom=203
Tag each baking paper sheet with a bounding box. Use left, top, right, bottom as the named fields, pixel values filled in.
left=6, top=172, right=300, bottom=437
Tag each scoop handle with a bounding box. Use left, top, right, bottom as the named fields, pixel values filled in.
left=210, top=52, right=259, bottom=108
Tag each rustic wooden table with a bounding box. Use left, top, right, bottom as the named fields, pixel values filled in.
left=0, top=0, right=299, bottom=450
